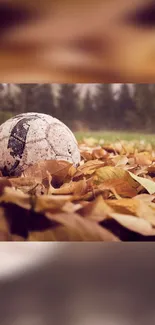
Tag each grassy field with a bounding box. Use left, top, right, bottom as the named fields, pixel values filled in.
left=75, top=130, right=155, bottom=146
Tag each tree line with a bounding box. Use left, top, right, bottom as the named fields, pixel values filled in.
left=0, top=83, right=154, bottom=132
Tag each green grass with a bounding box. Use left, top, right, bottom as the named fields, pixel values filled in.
left=75, top=131, right=155, bottom=146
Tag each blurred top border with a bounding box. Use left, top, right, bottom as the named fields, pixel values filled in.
left=0, top=0, right=154, bottom=82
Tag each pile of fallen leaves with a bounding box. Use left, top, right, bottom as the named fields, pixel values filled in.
left=0, top=137, right=155, bottom=241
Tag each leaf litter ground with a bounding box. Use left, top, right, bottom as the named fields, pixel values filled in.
left=1, top=137, right=155, bottom=241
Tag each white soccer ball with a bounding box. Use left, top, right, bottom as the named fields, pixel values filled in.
left=0, top=112, right=80, bottom=176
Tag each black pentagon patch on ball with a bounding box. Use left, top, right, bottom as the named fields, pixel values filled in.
left=5, top=115, right=39, bottom=176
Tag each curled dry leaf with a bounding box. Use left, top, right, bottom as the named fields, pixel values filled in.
left=23, top=160, right=72, bottom=186
left=45, top=212, right=119, bottom=242
left=110, top=155, right=129, bottom=167
left=11, top=235, right=26, bottom=241
left=34, top=194, right=73, bottom=214
left=134, top=194, right=155, bottom=202
left=81, top=151, right=93, bottom=161
left=0, top=187, right=31, bottom=210
left=9, top=177, right=39, bottom=194
left=148, top=165, right=155, bottom=175
left=73, top=160, right=105, bottom=179
left=109, top=212, right=154, bottom=236
left=79, top=195, right=114, bottom=222
left=51, top=179, right=88, bottom=196
left=107, top=198, right=155, bottom=226
left=0, top=207, right=11, bottom=241
left=93, top=166, right=139, bottom=197
left=129, top=171, right=155, bottom=195
left=0, top=178, right=12, bottom=195
left=92, top=148, right=108, bottom=160
left=134, top=152, right=153, bottom=166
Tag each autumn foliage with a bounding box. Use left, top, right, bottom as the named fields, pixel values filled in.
left=0, top=137, right=155, bottom=241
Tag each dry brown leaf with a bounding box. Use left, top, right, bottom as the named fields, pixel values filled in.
left=28, top=228, right=65, bottom=241
left=148, top=165, right=155, bottom=175
left=0, top=231, right=12, bottom=241
left=34, top=194, right=73, bottom=214
left=68, top=165, right=77, bottom=178
left=80, top=195, right=114, bottom=222
left=11, top=235, right=25, bottom=241
left=81, top=151, right=93, bottom=161
left=51, top=179, right=88, bottom=196
left=107, top=198, right=155, bottom=226
left=134, top=152, right=153, bottom=166
left=0, top=207, right=10, bottom=238
left=23, top=160, right=72, bottom=186
left=45, top=212, right=119, bottom=241
left=73, top=160, right=105, bottom=179
left=111, top=155, right=128, bottom=167
left=109, top=212, right=154, bottom=236
left=9, top=177, right=39, bottom=193
left=0, top=207, right=12, bottom=241
left=0, top=178, right=12, bottom=195
left=62, top=202, right=82, bottom=214
left=92, top=148, right=108, bottom=160
left=134, top=194, right=155, bottom=202
left=102, top=143, right=122, bottom=154
left=129, top=171, right=155, bottom=194
left=0, top=187, right=31, bottom=210
left=28, top=225, right=95, bottom=241
left=93, top=166, right=139, bottom=197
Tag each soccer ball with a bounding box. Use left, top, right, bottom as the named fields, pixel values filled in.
left=0, top=112, right=81, bottom=176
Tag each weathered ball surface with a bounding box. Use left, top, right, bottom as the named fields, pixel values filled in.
left=0, top=112, right=80, bottom=176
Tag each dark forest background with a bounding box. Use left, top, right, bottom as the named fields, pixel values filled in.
left=0, top=84, right=155, bottom=132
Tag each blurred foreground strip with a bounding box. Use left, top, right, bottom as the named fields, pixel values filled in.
left=0, top=138, right=155, bottom=241
left=0, top=0, right=155, bottom=81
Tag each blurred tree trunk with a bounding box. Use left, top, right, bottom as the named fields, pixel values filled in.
left=57, top=84, right=80, bottom=129
left=94, top=84, right=116, bottom=129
